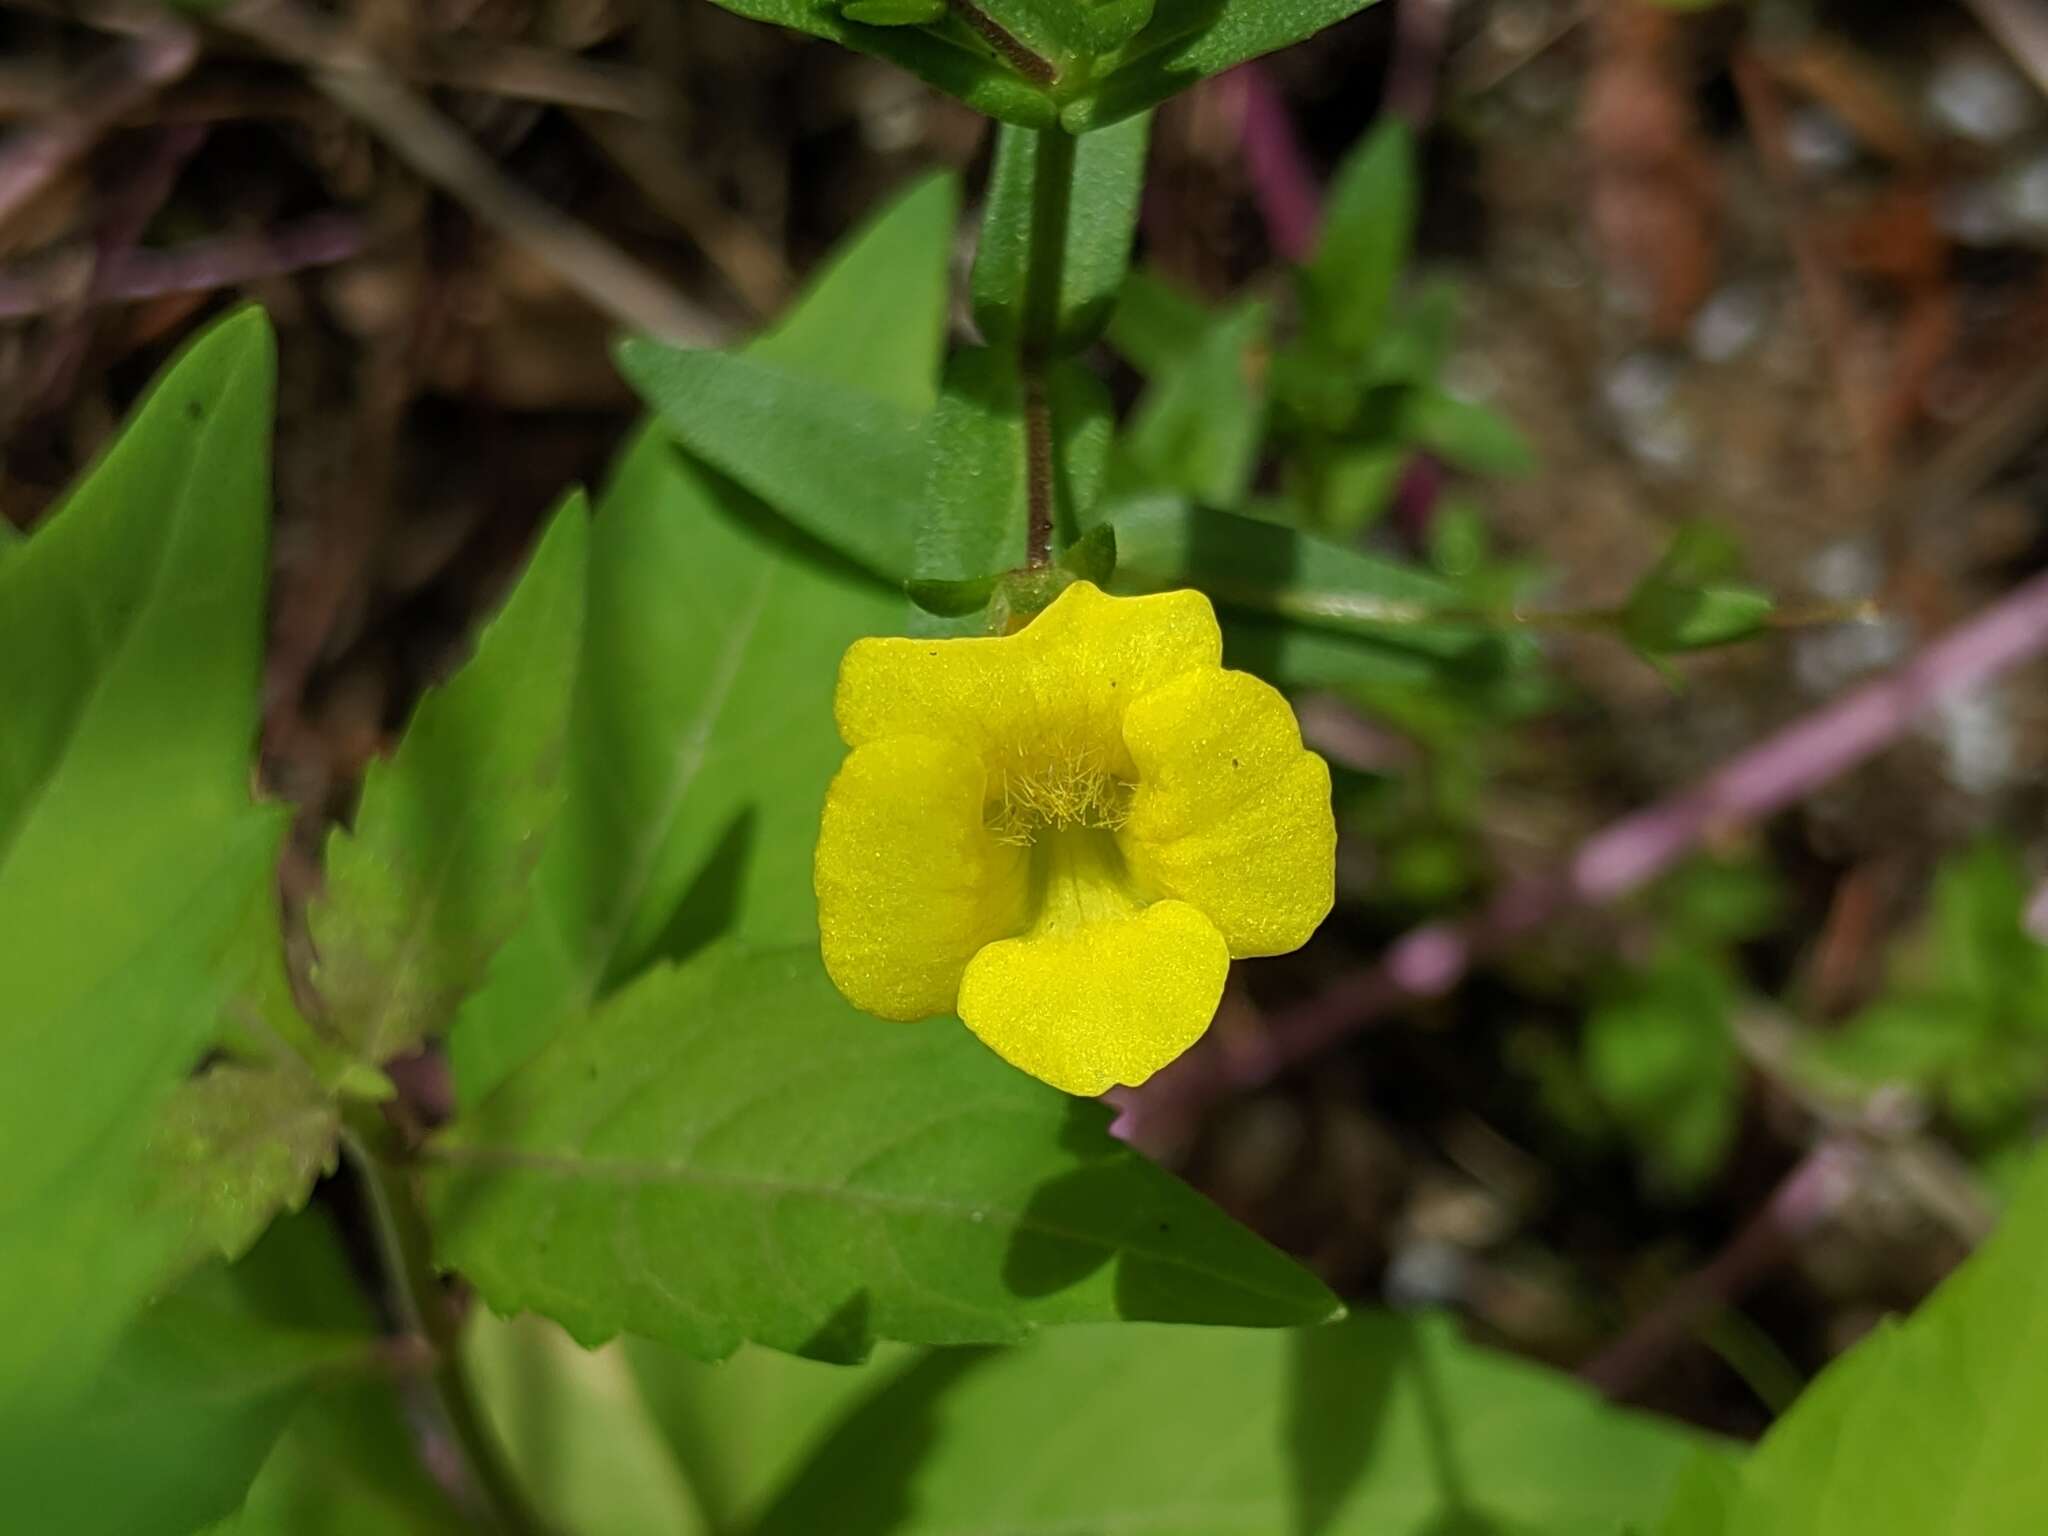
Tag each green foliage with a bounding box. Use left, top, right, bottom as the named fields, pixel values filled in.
left=5, top=1210, right=381, bottom=1536
left=973, top=114, right=1151, bottom=354
left=1660, top=1146, right=2048, bottom=1534
left=1113, top=297, right=1271, bottom=507
left=452, top=179, right=943, bottom=1104
left=748, top=173, right=958, bottom=417
left=1065, top=1, right=1387, bottom=129
left=1305, top=119, right=1415, bottom=358
left=309, top=495, right=587, bottom=1066
left=202, top=1212, right=471, bottom=1536
left=468, top=1313, right=707, bottom=1536
left=1112, top=125, right=1532, bottom=541
left=699, top=1, right=1060, bottom=125
left=626, top=1341, right=918, bottom=1535
left=1800, top=844, right=2048, bottom=1150
left=752, top=1311, right=1718, bottom=1533
left=0, top=308, right=285, bottom=1421
left=431, top=944, right=1339, bottom=1362
left=1584, top=946, right=1743, bottom=1194
left=1623, top=523, right=1776, bottom=660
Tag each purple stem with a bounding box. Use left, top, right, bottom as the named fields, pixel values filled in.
left=1233, top=63, right=1323, bottom=264
left=0, top=212, right=370, bottom=320
left=1579, top=1139, right=1864, bottom=1399
left=1385, top=0, right=1454, bottom=127
left=1113, top=565, right=2048, bottom=1145
left=0, top=28, right=199, bottom=232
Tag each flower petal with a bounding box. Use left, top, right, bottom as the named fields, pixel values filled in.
left=1120, top=668, right=1336, bottom=957
left=834, top=582, right=1222, bottom=767
left=815, top=735, right=1028, bottom=1020
left=956, top=900, right=1229, bottom=1095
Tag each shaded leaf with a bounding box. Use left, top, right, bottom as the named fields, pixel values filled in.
left=467, top=1312, right=707, bottom=1536
left=309, top=495, right=587, bottom=1064
left=448, top=428, right=898, bottom=1105
left=1402, top=386, right=1537, bottom=477
left=0, top=308, right=283, bottom=1419
left=430, top=945, right=1339, bottom=1363
left=625, top=1341, right=916, bottom=1536
left=756, top=1311, right=1719, bottom=1534
left=1108, top=267, right=1215, bottom=377
left=3, top=1212, right=379, bottom=1536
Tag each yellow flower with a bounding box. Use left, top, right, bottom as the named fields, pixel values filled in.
left=813, top=580, right=1335, bottom=1096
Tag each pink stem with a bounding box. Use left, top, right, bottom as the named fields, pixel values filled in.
left=1579, top=1138, right=1864, bottom=1399
left=1233, top=63, right=1323, bottom=264
left=1113, top=565, right=2048, bottom=1145
left=0, top=28, right=199, bottom=231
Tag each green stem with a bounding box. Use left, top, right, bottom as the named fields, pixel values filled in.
left=1020, top=124, right=1076, bottom=567
left=341, top=1105, right=547, bottom=1536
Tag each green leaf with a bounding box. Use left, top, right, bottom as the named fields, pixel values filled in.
left=1067, top=0, right=1385, bottom=129
left=144, top=1060, right=341, bottom=1272
left=840, top=0, right=944, bottom=22
left=0, top=307, right=284, bottom=1420
left=1101, top=496, right=1535, bottom=694
left=1623, top=523, right=1775, bottom=657
left=204, top=1382, right=471, bottom=1536
left=3, top=1211, right=380, bottom=1536
left=616, top=342, right=927, bottom=585
left=747, top=173, right=959, bottom=418
left=1661, top=1146, right=2048, bottom=1535
left=459, top=178, right=959, bottom=1098
left=1402, top=386, right=1538, bottom=477
left=911, top=348, right=1114, bottom=630
left=1928, top=841, right=2048, bottom=1010
left=430, top=944, right=1339, bottom=1363
left=1113, top=299, right=1270, bottom=508
left=1304, top=118, right=1415, bottom=358
left=699, top=2, right=1057, bottom=124
left=616, top=171, right=963, bottom=586
left=972, top=114, right=1151, bottom=355
left=1108, top=268, right=1216, bottom=377
left=756, top=1311, right=1718, bottom=1534
left=467, top=1312, right=708, bottom=1536
left=1584, top=948, right=1742, bottom=1192
left=308, top=494, right=587, bottom=1065
left=626, top=1342, right=916, bottom=1536
left=447, top=427, right=898, bottom=1105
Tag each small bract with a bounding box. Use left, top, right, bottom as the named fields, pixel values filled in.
left=815, top=580, right=1336, bottom=1095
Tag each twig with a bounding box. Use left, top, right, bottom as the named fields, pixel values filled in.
left=216, top=0, right=722, bottom=346
left=1385, top=0, right=1455, bottom=126
left=1579, top=1139, right=1864, bottom=1400
left=0, top=211, right=371, bottom=320
left=1114, top=564, right=2048, bottom=1144
left=1961, top=0, right=2048, bottom=102
left=419, top=39, right=662, bottom=116
left=0, top=24, right=199, bottom=234
left=1230, top=63, right=1322, bottom=264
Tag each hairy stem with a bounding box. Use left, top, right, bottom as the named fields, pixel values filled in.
left=1019, top=125, right=1076, bottom=567
left=341, top=1105, right=546, bottom=1536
